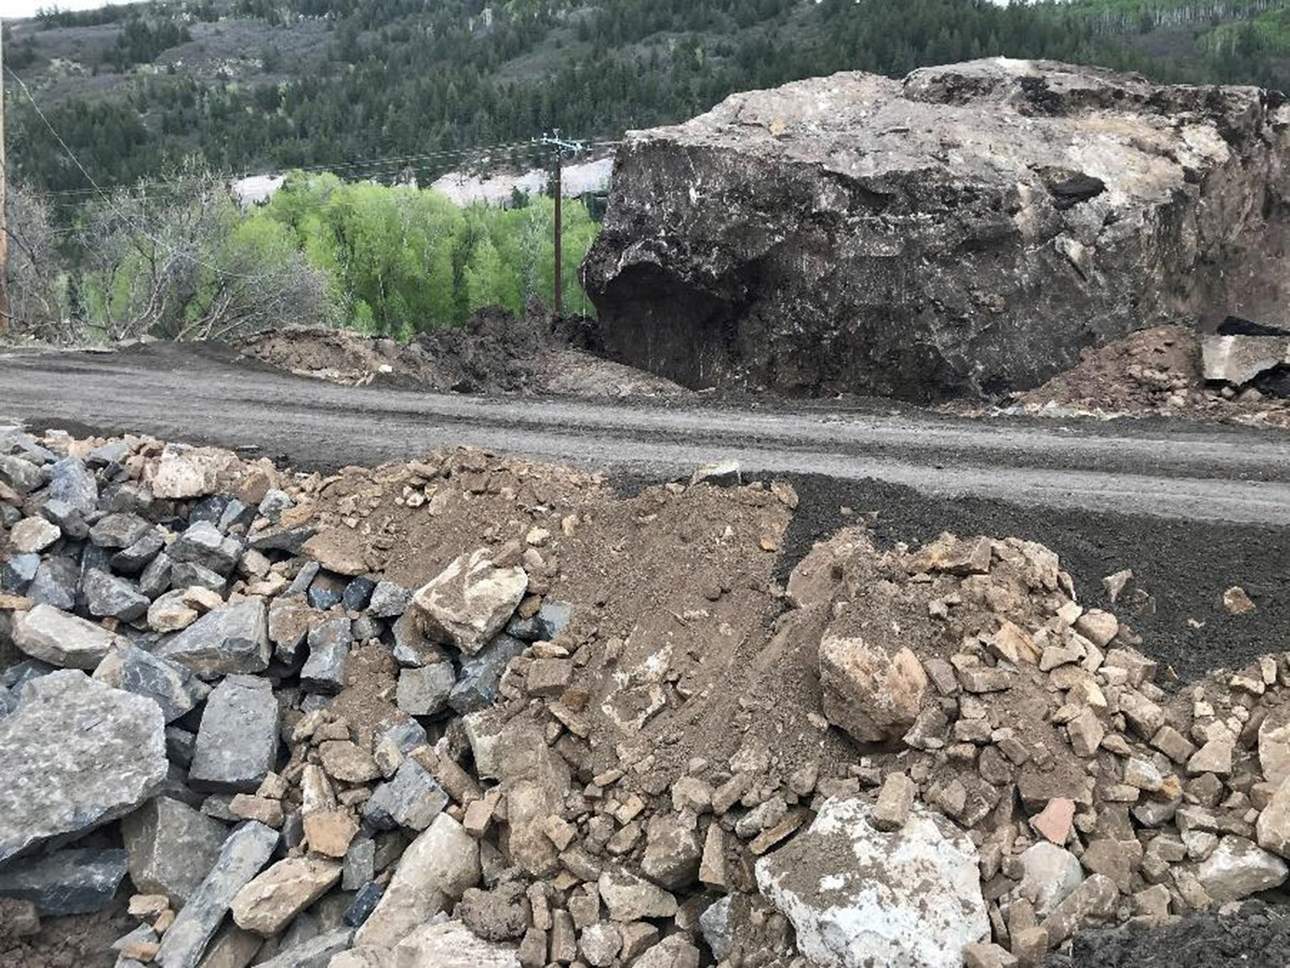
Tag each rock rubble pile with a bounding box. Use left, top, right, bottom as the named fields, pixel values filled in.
left=2, top=429, right=1288, bottom=968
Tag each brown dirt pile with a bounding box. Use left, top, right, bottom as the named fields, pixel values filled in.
left=976, top=325, right=1290, bottom=428
left=236, top=309, right=689, bottom=399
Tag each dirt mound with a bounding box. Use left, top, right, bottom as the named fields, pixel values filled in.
left=236, top=308, right=690, bottom=400
left=977, top=325, right=1290, bottom=428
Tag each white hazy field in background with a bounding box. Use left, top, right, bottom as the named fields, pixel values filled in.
left=1, top=0, right=147, bottom=18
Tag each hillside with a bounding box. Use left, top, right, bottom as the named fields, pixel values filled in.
left=3, top=0, right=1289, bottom=199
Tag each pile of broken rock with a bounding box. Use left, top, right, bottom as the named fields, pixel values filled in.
left=2, top=428, right=1289, bottom=968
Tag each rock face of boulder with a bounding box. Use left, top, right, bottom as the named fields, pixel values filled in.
left=755, top=798, right=988, bottom=968
left=583, top=58, right=1290, bottom=402
left=0, top=671, right=167, bottom=863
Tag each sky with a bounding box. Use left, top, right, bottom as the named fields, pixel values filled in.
left=1, top=0, right=147, bottom=19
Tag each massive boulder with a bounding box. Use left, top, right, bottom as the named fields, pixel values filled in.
left=583, top=58, right=1290, bottom=402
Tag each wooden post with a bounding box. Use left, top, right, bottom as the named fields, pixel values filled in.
left=0, top=23, right=9, bottom=335
left=552, top=141, right=562, bottom=320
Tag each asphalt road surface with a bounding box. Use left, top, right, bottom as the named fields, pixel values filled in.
left=3, top=342, right=1290, bottom=526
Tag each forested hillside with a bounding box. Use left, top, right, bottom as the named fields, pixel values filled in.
left=4, top=0, right=1288, bottom=198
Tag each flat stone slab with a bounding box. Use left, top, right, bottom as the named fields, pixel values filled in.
left=189, top=676, right=280, bottom=794
left=413, top=549, right=527, bottom=655
left=157, top=599, right=271, bottom=679
left=1202, top=334, right=1290, bottom=385
left=0, top=848, right=129, bottom=916
left=12, top=603, right=120, bottom=670
left=0, top=670, right=167, bottom=863
left=155, top=820, right=279, bottom=968
left=122, top=796, right=230, bottom=905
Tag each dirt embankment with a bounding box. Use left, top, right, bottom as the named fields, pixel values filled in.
left=236, top=308, right=690, bottom=400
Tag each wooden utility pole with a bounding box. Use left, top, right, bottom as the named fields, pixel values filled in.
left=0, top=21, right=9, bottom=335
left=552, top=143, right=562, bottom=319
left=535, top=131, right=585, bottom=323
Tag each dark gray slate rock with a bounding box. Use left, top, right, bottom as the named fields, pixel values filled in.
left=0, top=848, right=129, bottom=916
left=1, top=658, right=54, bottom=690
left=248, top=523, right=315, bottom=554
left=89, top=512, right=152, bottom=550
left=106, top=481, right=155, bottom=515
left=342, top=839, right=376, bottom=891
left=140, top=552, right=174, bottom=599
left=375, top=718, right=427, bottom=754
left=188, top=675, right=279, bottom=794
left=0, top=454, right=43, bottom=494
left=93, top=642, right=210, bottom=723
left=28, top=556, right=80, bottom=610
left=258, top=490, right=294, bottom=522
left=253, top=927, right=353, bottom=968
left=0, top=686, right=16, bottom=719
left=0, top=670, right=167, bottom=863
left=189, top=496, right=230, bottom=528
left=12, top=603, right=119, bottom=669
left=307, top=572, right=347, bottom=611
left=112, top=529, right=166, bottom=575
left=170, top=561, right=227, bottom=594
left=396, top=663, right=455, bottom=717
left=46, top=457, right=98, bottom=515
left=506, top=601, right=573, bottom=642
left=83, top=569, right=150, bottom=622
left=300, top=618, right=350, bottom=695
left=170, top=522, right=242, bottom=576
left=154, top=820, right=279, bottom=968
left=166, top=725, right=197, bottom=766
left=343, top=882, right=383, bottom=927
left=450, top=634, right=526, bottom=714
left=156, top=599, right=270, bottom=679
left=391, top=612, right=449, bottom=668
left=1, top=553, right=39, bottom=592
left=218, top=499, right=255, bottom=533
left=367, top=580, right=411, bottom=619
left=362, top=759, right=449, bottom=832
left=42, top=499, right=90, bottom=541
left=583, top=60, right=1290, bottom=402
left=351, top=615, right=382, bottom=642
left=342, top=576, right=377, bottom=612
left=86, top=440, right=130, bottom=467
left=122, top=796, right=230, bottom=904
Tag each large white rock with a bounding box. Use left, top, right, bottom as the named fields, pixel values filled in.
left=0, top=671, right=167, bottom=863
left=755, top=798, right=987, bottom=968
left=13, top=603, right=120, bottom=670
left=391, top=921, right=519, bottom=967
left=413, top=549, right=527, bottom=655
left=354, top=813, right=480, bottom=948
left=1017, top=842, right=1085, bottom=917
left=1196, top=835, right=1289, bottom=901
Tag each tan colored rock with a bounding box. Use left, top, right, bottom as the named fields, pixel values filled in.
left=319, top=741, right=381, bottom=784
left=355, top=814, right=480, bottom=948
left=1256, top=781, right=1290, bottom=859
left=908, top=534, right=992, bottom=576
left=413, top=549, right=528, bottom=655
left=819, top=636, right=927, bottom=744
left=1260, top=714, right=1290, bottom=788
left=871, top=773, right=916, bottom=831
left=230, top=857, right=341, bottom=936
left=301, top=529, right=369, bottom=577
left=1074, top=610, right=1118, bottom=649
left=1223, top=586, right=1256, bottom=615
left=304, top=810, right=359, bottom=859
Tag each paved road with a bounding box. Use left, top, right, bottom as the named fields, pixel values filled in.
left=4, top=342, right=1290, bottom=525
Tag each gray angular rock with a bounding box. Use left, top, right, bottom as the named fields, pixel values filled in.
left=90, top=512, right=152, bottom=549
left=268, top=597, right=322, bottom=665
left=140, top=552, right=174, bottom=599
left=27, top=556, right=80, bottom=610
left=386, top=921, right=519, bottom=968
left=1196, top=835, right=1289, bottom=902
left=755, top=798, right=988, bottom=968
left=1202, top=334, right=1290, bottom=386
left=171, top=561, right=228, bottom=594
left=367, top=580, right=411, bottom=619
left=248, top=523, right=316, bottom=554
left=0, top=670, right=167, bottom=863
left=0, top=848, right=128, bottom=916
left=12, top=602, right=120, bottom=670
left=154, top=820, right=279, bottom=968
left=112, top=529, right=166, bottom=574
left=157, top=599, right=270, bottom=679
left=93, top=642, right=210, bottom=723
left=85, top=439, right=130, bottom=466
left=506, top=600, right=572, bottom=642
left=342, top=576, right=376, bottom=612
left=0, top=454, right=43, bottom=494
left=47, top=456, right=98, bottom=514
left=584, top=60, right=1290, bottom=401
left=189, top=675, right=280, bottom=794
left=171, top=522, right=242, bottom=576
left=391, top=611, right=449, bottom=668
left=450, top=633, right=526, bottom=714
left=41, top=499, right=89, bottom=540
left=83, top=568, right=150, bottom=622
left=252, top=927, right=354, bottom=968
left=300, top=617, right=350, bottom=695
left=363, top=758, right=449, bottom=832
left=307, top=572, right=347, bottom=611
left=396, top=662, right=456, bottom=716
left=1, top=553, right=39, bottom=592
